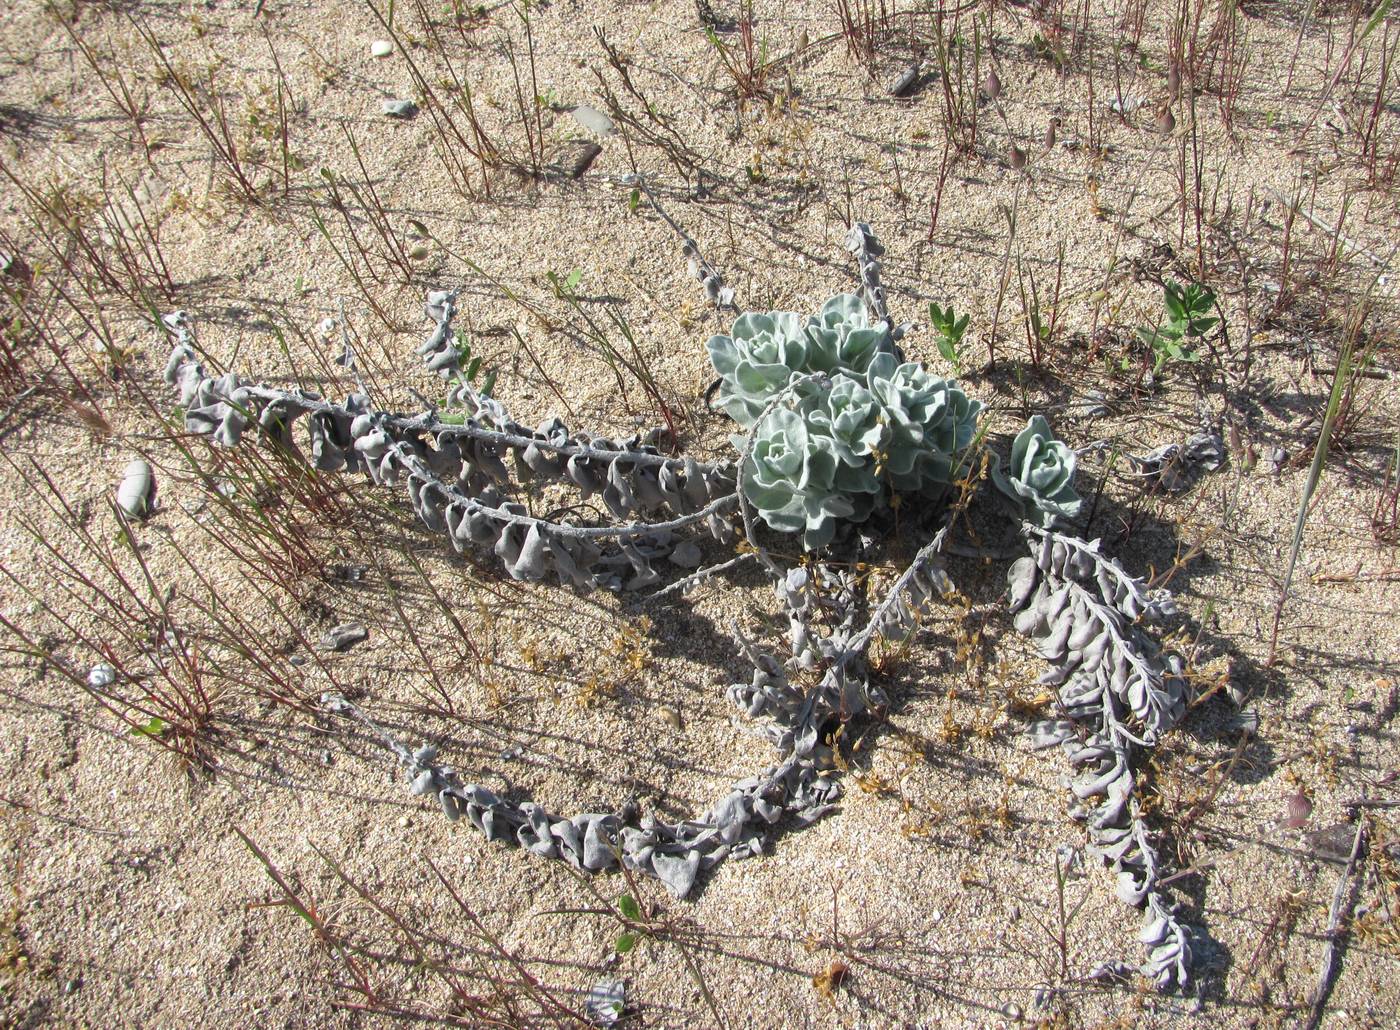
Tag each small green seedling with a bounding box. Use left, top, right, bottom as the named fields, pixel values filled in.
left=1136, top=279, right=1218, bottom=374
left=929, top=301, right=970, bottom=373
left=1031, top=31, right=1067, bottom=69
left=446, top=328, right=496, bottom=402
left=546, top=267, right=584, bottom=298
left=614, top=892, right=642, bottom=954
left=130, top=714, right=168, bottom=738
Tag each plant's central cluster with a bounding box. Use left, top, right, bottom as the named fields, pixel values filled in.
left=707, top=294, right=984, bottom=548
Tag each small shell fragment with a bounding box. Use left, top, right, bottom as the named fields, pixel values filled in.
left=381, top=98, right=418, bottom=119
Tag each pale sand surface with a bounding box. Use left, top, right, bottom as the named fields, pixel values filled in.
left=0, top=1, right=1397, bottom=1026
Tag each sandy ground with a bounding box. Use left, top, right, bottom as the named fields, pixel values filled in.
left=0, top=0, right=1398, bottom=1026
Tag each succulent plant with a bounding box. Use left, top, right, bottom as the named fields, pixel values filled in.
left=992, top=415, right=1082, bottom=528
left=713, top=298, right=985, bottom=550
left=158, top=216, right=1204, bottom=990
left=157, top=218, right=1203, bottom=989
left=707, top=294, right=897, bottom=429
left=922, top=385, right=984, bottom=481
left=803, top=293, right=888, bottom=375
left=741, top=406, right=857, bottom=550
left=805, top=374, right=886, bottom=473
left=706, top=310, right=811, bottom=426
left=864, top=352, right=982, bottom=493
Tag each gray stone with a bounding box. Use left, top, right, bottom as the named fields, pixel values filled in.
left=319, top=623, right=368, bottom=652
left=668, top=540, right=703, bottom=568
left=888, top=63, right=921, bottom=97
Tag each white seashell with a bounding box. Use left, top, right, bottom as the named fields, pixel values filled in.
left=87, top=663, right=116, bottom=689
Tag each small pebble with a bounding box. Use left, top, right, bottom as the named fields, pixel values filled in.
left=289, top=655, right=307, bottom=667
left=569, top=104, right=615, bottom=136
left=669, top=540, right=703, bottom=568
left=319, top=622, right=368, bottom=652
left=381, top=98, right=418, bottom=119
left=370, top=40, right=393, bottom=58
left=116, top=459, right=156, bottom=519
left=888, top=63, right=921, bottom=97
